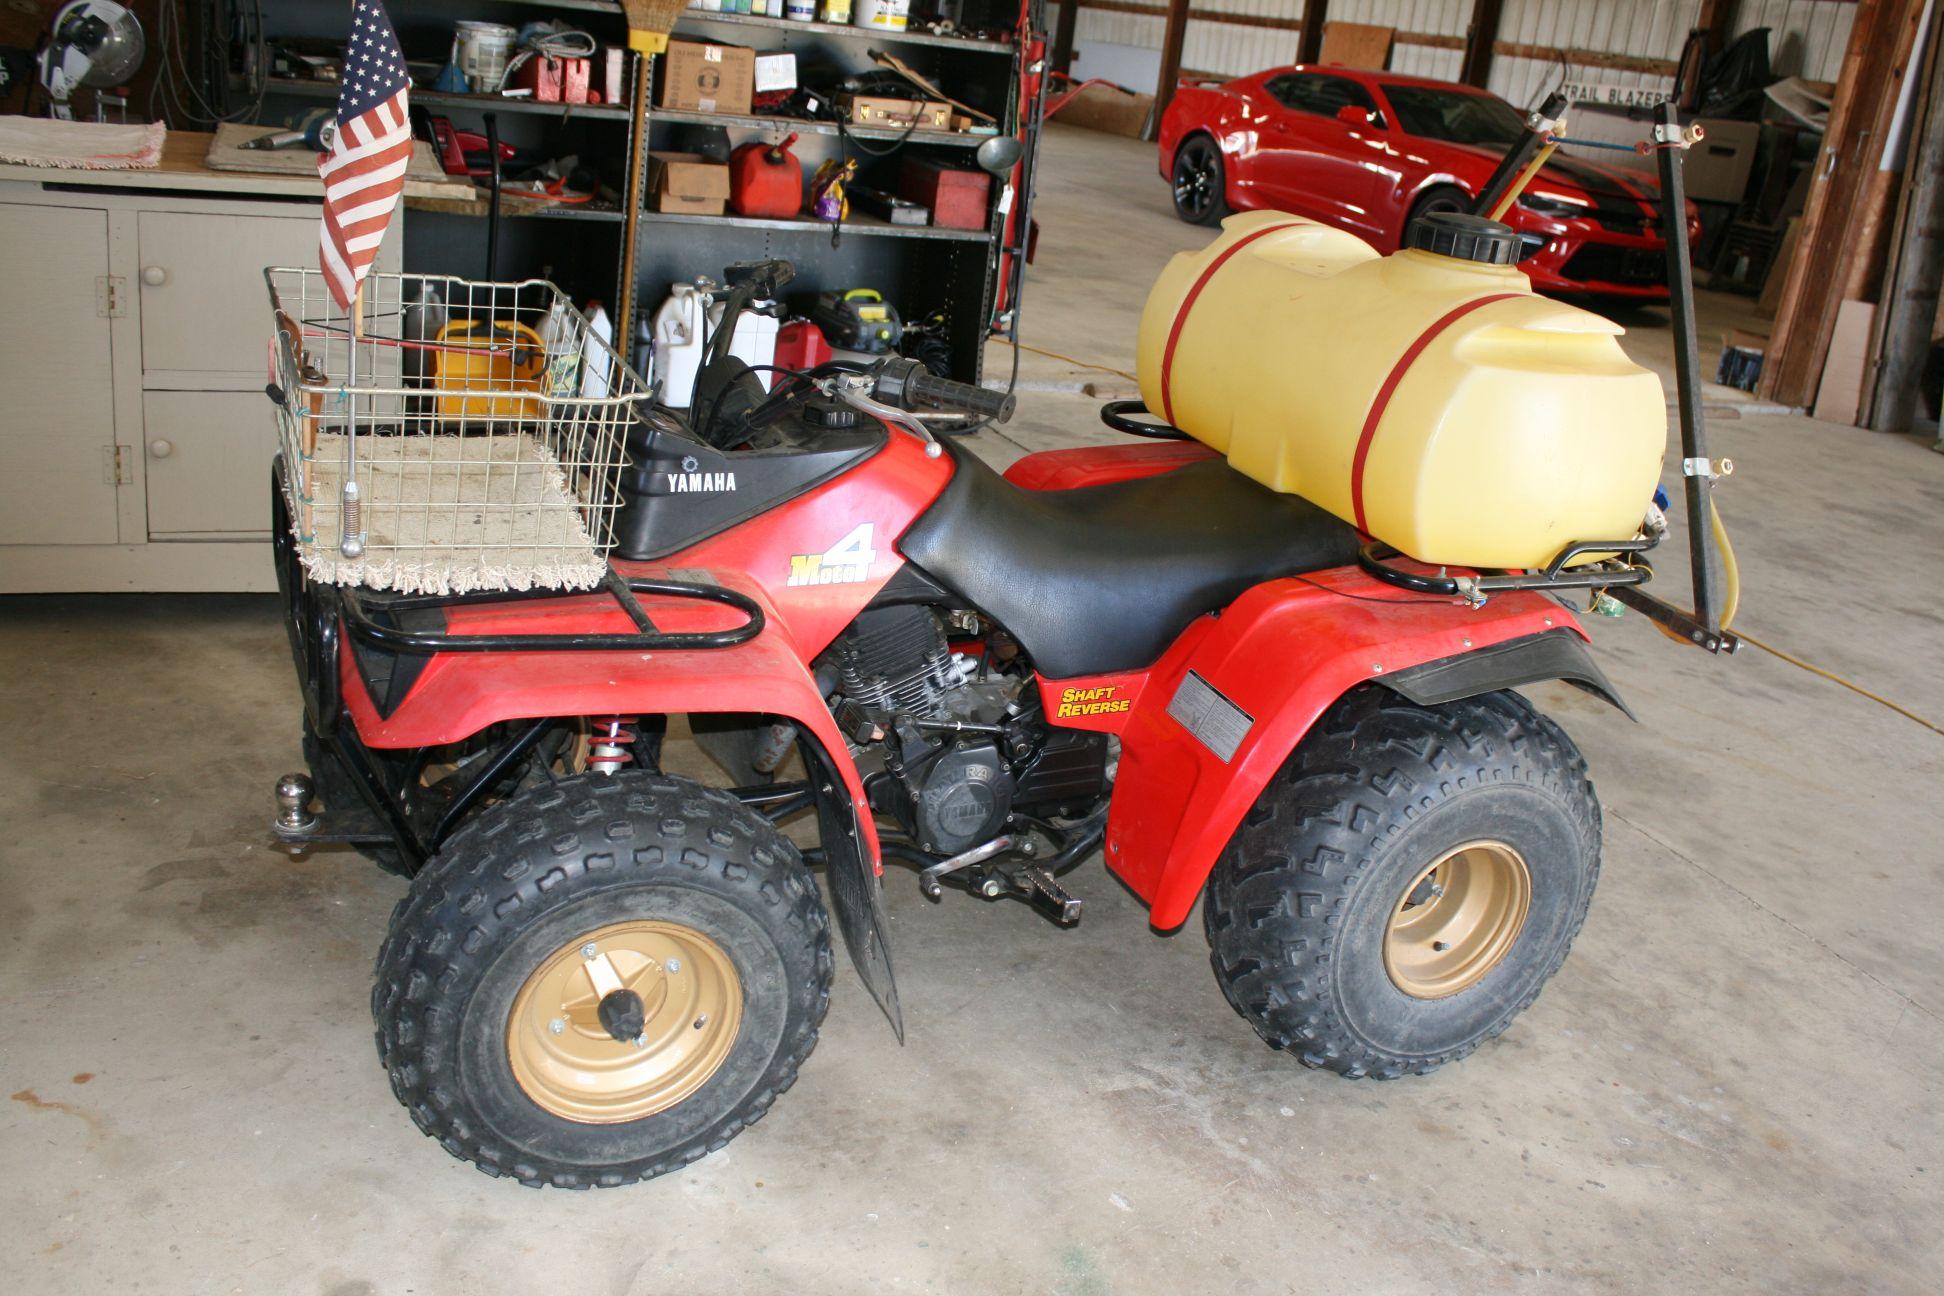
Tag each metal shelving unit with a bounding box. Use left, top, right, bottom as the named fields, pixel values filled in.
left=253, top=0, right=1031, bottom=383
left=651, top=103, right=988, bottom=149
left=675, top=11, right=1013, bottom=55
left=640, top=207, right=990, bottom=241
left=263, top=76, right=634, bottom=121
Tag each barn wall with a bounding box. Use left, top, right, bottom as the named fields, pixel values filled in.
left=1068, top=0, right=1856, bottom=101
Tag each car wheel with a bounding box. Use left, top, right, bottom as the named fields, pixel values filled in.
left=1407, top=185, right=1475, bottom=231
left=1172, top=136, right=1229, bottom=226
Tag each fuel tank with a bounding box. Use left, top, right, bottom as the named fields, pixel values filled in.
left=1135, top=210, right=1666, bottom=570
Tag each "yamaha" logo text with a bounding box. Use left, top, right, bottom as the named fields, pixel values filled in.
left=662, top=471, right=738, bottom=493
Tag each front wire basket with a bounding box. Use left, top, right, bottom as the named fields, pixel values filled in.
left=265, top=269, right=645, bottom=595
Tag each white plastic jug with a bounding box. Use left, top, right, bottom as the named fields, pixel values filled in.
left=650, top=284, right=710, bottom=408
left=709, top=300, right=780, bottom=380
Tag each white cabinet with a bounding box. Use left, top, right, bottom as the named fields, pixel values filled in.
left=0, top=203, right=120, bottom=547
left=0, top=182, right=399, bottom=591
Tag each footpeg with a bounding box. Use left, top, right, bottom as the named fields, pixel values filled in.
left=1018, top=866, right=1083, bottom=926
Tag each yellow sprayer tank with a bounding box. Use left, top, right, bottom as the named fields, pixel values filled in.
left=1136, top=210, right=1667, bottom=570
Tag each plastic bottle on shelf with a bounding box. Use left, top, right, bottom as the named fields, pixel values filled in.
left=822, top=0, right=853, bottom=21
left=786, top=0, right=818, bottom=20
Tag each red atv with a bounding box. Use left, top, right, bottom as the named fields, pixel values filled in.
left=275, top=96, right=1739, bottom=1185
left=272, top=268, right=1655, bottom=1191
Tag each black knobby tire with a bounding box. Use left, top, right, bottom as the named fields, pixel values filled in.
left=1172, top=135, right=1230, bottom=226
left=372, top=771, right=832, bottom=1187
left=1204, top=686, right=1601, bottom=1079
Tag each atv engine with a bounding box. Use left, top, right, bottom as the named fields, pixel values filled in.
left=818, top=606, right=1108, bottom=856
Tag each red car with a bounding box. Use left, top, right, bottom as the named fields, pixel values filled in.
left=1159, top=66, right=1700, bottom=301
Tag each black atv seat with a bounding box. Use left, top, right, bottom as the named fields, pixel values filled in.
left=899, top=445, right=1362, bottom=679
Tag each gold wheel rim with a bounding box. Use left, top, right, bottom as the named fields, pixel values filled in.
left=506, top=920, right=742, bottom=1124
left=1383, top=841, right=1532, bottom=1000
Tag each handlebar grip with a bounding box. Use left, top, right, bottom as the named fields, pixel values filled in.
left=902, top=370, right=1016, bottom=423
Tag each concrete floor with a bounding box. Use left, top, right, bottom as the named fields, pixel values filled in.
left=4, top=124, right=1942, bottom=1294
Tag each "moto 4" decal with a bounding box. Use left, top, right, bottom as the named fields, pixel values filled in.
left=788, top=523, right=877, bottom=586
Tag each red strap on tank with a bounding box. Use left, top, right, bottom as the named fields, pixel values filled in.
left=1159, top=221, right=1303, bottom=426
left=1348, top=293, right=1522, bottom=533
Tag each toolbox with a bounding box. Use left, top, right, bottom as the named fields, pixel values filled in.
left=839, top=94, right=951, bottom=129
left=898, top=157, right=991, bottom=231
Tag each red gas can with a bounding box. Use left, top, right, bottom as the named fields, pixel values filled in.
left=772, top=318, right=832, bottom=387
left=729, top=133, right=803, bottom=219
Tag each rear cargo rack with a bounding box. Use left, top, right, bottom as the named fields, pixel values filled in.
left=338, top=566, right=765, bottom=656
left=1356, top=536, right=1658, bottom=599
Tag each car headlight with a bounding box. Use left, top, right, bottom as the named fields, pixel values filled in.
left=1517, top=192, right=1589, bottom=219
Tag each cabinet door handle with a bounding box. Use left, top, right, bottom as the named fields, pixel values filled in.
left=141, top=266, right=168, bottom=287
left=148, top=438, right=174, bottom=459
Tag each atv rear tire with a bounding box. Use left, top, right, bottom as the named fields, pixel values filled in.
left=372, top=771, right=832, bottom=1187
left=1204, top=686, right=1600, bottom=1079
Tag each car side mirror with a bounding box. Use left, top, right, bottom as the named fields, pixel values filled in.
left=1336, top=105, right=1375, bottom=128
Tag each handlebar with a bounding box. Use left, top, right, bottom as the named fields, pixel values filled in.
left=872, top=357, right=1016, bottom=423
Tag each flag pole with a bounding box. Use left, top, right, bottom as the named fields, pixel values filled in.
left=340, top=279, right=364, bottom=558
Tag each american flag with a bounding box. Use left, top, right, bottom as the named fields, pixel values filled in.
left=319, top=0, right=412, bottom=309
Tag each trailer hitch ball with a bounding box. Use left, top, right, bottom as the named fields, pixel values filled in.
left=275, top=773, right=318, bottom=834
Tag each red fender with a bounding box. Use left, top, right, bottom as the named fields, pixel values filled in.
left=1044, top=566, right=1582, bottom=931
left=337, top=432, right=957, bottom=872
left=337, top=575, right=885, bottom=864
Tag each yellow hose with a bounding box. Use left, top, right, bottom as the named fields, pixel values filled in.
left=1488, top=142, right=1558, bottom=221
left=1655, top=502, right=1942, bottom=737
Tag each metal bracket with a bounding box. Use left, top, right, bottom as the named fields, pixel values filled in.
left=1683, top=456, right=1734, bottom=480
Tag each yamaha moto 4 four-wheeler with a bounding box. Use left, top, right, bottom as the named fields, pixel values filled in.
left=271, top=107, right=1736, bottom=1189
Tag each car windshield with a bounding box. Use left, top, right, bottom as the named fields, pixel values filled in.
left=1380, top=84, right=1526, bottom=147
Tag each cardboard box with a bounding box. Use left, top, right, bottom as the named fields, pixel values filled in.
left=1051, top=82, right=1153, bottom=138
left=754, top=52, right=797, bottom=94
left=1686, top=118, right=1761, bottom=205
left=1319, top=22, right=1394, bottom=70
left=841, top=95, right=951, bottom=130
left=648, top=151, right=730, bottom=215
left=658, top=41, right=754, bottom=116
left=603, top=48, right=629, bottom=106
left=899, top=157, right=990, bottom=230
left=1812, top=299, right=1875, bottom=425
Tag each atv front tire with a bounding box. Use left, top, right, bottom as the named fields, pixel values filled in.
left=373, top=771, right=832, bottom=1187
left=1205, top=686, right=1600, bottom=1079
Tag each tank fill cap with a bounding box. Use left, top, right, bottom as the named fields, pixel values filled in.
left=1405, top=211, right=1520, bottom=266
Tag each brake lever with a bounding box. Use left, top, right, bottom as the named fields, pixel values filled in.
left=819, top=374, right=943, bottom=458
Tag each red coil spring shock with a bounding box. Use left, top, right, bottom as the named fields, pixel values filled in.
left=587, top=716, right=638, bottom=775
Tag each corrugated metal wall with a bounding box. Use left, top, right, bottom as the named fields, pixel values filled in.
left=1072, top=0, right=1856, bottom=98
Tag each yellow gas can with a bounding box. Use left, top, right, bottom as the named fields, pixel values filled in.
left=1136, top=210, right=1666, bottom=570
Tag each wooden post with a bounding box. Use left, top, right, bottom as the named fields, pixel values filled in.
left=1459, top=0, right=1504, bottom=88
left=1151, top=0, right=1192, bottom=140
left=1297, top=0, right=1328, bottom=66
left=1866, top=10, right=1944, bottom=431
left=1758, top=0, right=1930, bottom=409
left=1697, top=0, right=1740, bottom=54
left=1052, top=0, right=1079, bottom=78
left=615, top=53, right=651, bottom=360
